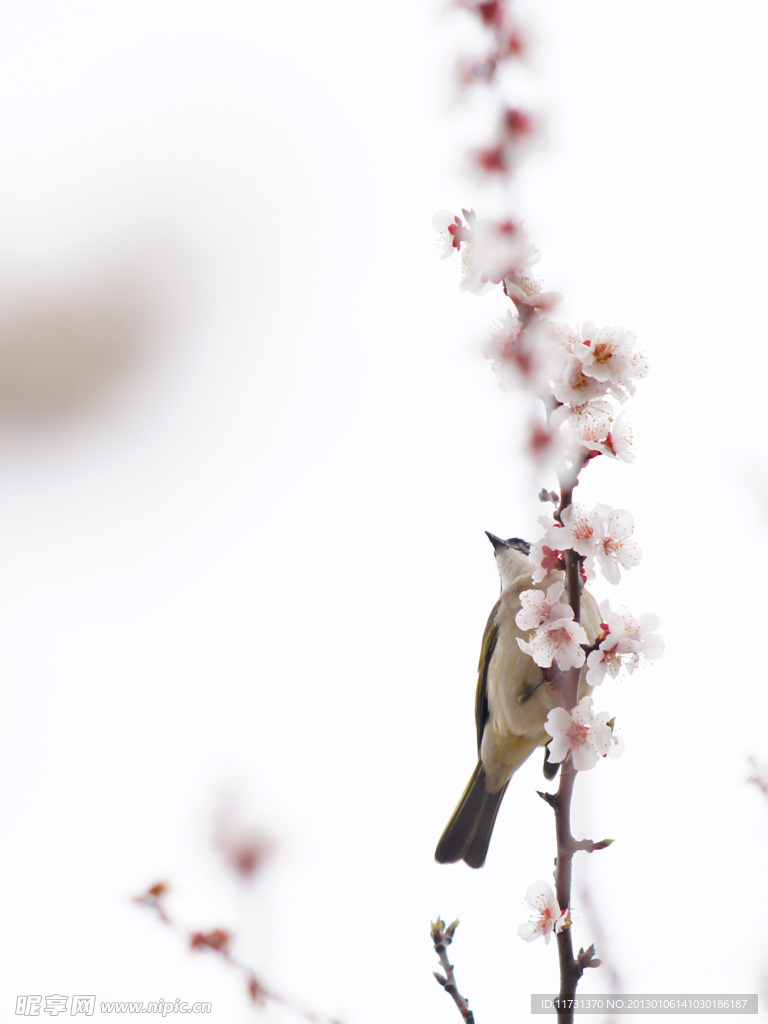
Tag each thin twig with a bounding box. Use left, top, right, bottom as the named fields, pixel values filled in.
left=133, top=882, right=343, bottom=1023
left=572, top=838, right=613, bottom=853
left=431, top=919, right=475, bottom=1024
left=747, top=757, right=768, bottom=798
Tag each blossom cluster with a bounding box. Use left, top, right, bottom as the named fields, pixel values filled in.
left=531, top=502, right=640, bottom=586
left=515, top=581, right=588, bottom=670
left=455, top=0, right=527, bottom=91
left=434, top=210, right=647, bottom=473
left=514, top=500, right=662, bottom=680
left=586, top=604, right=664, bottom=685
left=433, top=210, right=557, bottom=308
left=515, top=580, right=662, bottom=684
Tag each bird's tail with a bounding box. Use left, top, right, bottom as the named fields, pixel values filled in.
left=434, top=762, right=509, bottom=869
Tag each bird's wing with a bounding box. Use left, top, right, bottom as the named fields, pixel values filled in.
left=475, top=598, right=501, bottom=753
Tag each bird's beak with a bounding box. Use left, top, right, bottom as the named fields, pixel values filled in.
left=485, top=531, right=508, bottom=551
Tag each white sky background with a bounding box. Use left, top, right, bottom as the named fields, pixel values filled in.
left=1, top=1, right=768, bottom=1022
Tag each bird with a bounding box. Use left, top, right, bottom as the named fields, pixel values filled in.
left=434, top=531, right=601, bottom=868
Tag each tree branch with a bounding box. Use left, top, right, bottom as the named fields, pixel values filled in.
left=551, top=537, right=590, bottom=1020
left=553, top=759, right=580, bottom=1018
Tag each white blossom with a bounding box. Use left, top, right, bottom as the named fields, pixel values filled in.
left=552, top=354, right=614, bottom=406
left=545, top=697, right=621, bottom=771
left=432, top=210, right=465, bottom=259
left=517, top=881, right=568, bottom=944
left=459, top=218, right=536, bottom=294
left=529, top=531, right=566, bottom=584
left=484, top=312, right=567, bottom=392
left=591, top=409, right=635, bottom=462
left=515, top=581, right=571, bottom=631
left=518, top=617, right=589, bottom=670
left=571, top=322, right=648, bottom=398
left=552, top=398, right=611, bottom=443
left=504, top=273, right=562, bottom=312
left=611, top=608, right=663, bottom=662
left=557, top=503, right=602, bottom=558
left=459, top=241, right=497, bottom=295
left=586, top=646, right=622, bottom=685
left=587, top=604, right=663, bottom=683
left=594, top=504, right=641, bottom=584
left=550, top=322, right=648, bottom=405
left=542, top=318, right=580, bottom=354
left=553, top=403, right=635, bottom=462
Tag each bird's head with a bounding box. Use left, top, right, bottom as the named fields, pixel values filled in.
left=485, top=532, right=532, bottom=590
